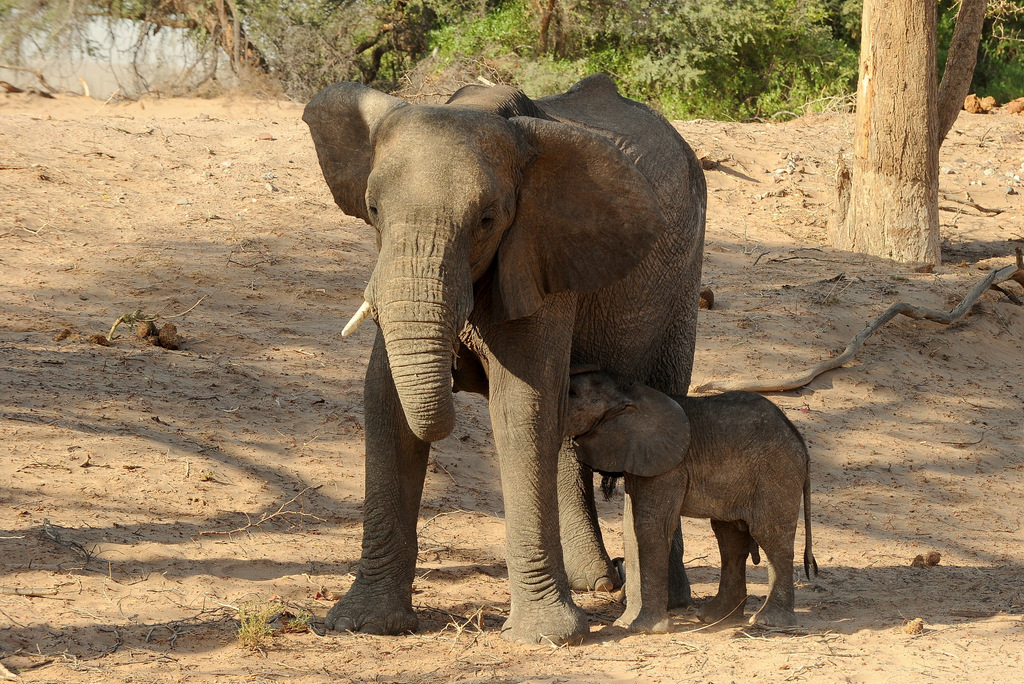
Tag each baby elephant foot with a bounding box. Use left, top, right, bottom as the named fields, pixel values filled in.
left=696, top=593, right=747, bottom=625
left=614, top=607, right=671, bottom=634
left=749, top=603, right=797, bottom=627
left=566, top=557, right=620, bottom=593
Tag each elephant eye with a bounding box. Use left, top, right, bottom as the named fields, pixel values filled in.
left=479, top=210, right=495, bottom=232
left=367, top=199, right=378, bottom=219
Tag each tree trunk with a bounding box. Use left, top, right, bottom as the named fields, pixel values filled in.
left=829, top=0, right=940, bottom=266
left=937, top=0, right=987, bottom=143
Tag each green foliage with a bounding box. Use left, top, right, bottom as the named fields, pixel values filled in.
left=236, top=597, right=277, bottom=651
left=431, top=0, right=859, bottom=119
left=938, top=0, right=1024, bottom=105
left=3, top=0, right=1021, bottom=118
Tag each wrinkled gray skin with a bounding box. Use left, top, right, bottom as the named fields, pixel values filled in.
left=303, top=75, right=706, bottom=644
left=567, top=372, right=817, bottom=633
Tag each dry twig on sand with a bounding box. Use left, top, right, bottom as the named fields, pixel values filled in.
left=695, top=248, right=1024, bottom=394
left=199, top=485, right=325, bottom=537
left=0, top=586, right=58, bottom=597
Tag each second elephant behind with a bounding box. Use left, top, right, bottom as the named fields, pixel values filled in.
left=566, top=371, right=818, bottom=632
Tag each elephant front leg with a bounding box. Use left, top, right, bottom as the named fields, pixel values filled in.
left=558, top=447, right=618, bottom=593
left=325, top=332, right=429, bottom=634
left=614, top=480, right=675, bottom=633
left=484, top=304, right=588, bottom=645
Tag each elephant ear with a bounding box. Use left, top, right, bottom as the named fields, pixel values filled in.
left=574, top=385, right=690, bottom=478
left=302, top=82, right=405, bottom=223
left=493, top=117, right=668, bottom=322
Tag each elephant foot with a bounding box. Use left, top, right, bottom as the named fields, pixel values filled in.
left=614, top=607, right=671, bottom=634
left=500, top=600, right=589, bottom=645
left=696, top=592, right=747, bottom=625
left=565, top=555, right=620, bottom=593
left=324, top=583, right=417, bottom=635
left=749, top=602, right=797, bottom=627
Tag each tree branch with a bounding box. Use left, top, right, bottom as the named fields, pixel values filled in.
left=693, top=249, right=1024, bottom=394
left=938, top=0, right=987, bottom=143
left=0, top=64, right=57, bottom=92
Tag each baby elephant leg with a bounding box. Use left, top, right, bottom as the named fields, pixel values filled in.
left=748, top=522, right=797, bottom=626
left=697, top=520, right=750, bottom=624
left=615, top=486, right=677, bottom=633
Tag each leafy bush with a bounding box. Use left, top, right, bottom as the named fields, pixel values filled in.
left=3, top=0, right=1020, bottom=118
left=938, top=0, right=1024, bottom=105
left=430, top=0, right=859, bottom=119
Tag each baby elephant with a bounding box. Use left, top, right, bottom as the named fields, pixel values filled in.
left=566, top=371, right=817, bottom=632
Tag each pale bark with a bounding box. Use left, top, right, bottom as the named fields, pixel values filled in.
left=937, top=0, right=987, bottom=142
left=829, top=0, right=940, bottom=266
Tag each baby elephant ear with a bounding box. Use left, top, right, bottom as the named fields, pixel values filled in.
left=575, top=385, right=690, bottom=478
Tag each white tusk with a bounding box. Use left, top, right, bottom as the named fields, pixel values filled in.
left=342, top=301, right=373, bottom=337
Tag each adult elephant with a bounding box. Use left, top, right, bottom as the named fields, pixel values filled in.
left=303, top=74, right=706, bottom=644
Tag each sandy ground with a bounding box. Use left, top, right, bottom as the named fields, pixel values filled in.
left=1, top=90, right=1022, bottom=684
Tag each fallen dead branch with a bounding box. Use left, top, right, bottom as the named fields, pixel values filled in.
left=0, top=586, right=59, bottom=597
left=199, top=485, right=325, bottom=536
left=694, top=248, right=1024, bottom=394
left=939, top=193, right=1003, bottom=215
left=0, top=64, right=57, bottom=93
left=40, top=519, right=94, bottom=562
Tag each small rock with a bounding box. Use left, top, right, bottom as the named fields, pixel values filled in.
left=699, top=287, right=714, bottom=310
left=941, top=167, right=954, bottom=175
left=902, top=617, right=925, bottom=635
left=1006, top=186, right=1018, bottom=196
left=221, top=161, right=233, bottom=168
left=910, top=551, right=941, bottom=568
left=963, top=93, right=998, bottom=113
left=157, top=323, right=180, bottom=350
left=265, top=183, right=277, bottom=192
left=257, top=133, right=275, bottom=141
left=983, top=168, right=995, bottom=176
left=1006, top=97, right=1024, bottom=115
left=176, top=198, right=191, bottom=205
left=135, top=321, right=157, bottom=339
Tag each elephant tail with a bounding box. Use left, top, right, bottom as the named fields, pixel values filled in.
left=802, top=472, right=819, bottom=579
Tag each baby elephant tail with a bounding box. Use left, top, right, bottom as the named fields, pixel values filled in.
left=803, top=474, right=819, bottom=579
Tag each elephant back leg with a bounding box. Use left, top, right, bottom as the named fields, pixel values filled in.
left=697, top=519, right=751, bottom=624
left=326, top=331, right=429, bottom=634
left=747, top=519, right=798, bottom=627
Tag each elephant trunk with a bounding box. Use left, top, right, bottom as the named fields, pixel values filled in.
left=370, top=241, right=472, bottom=444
